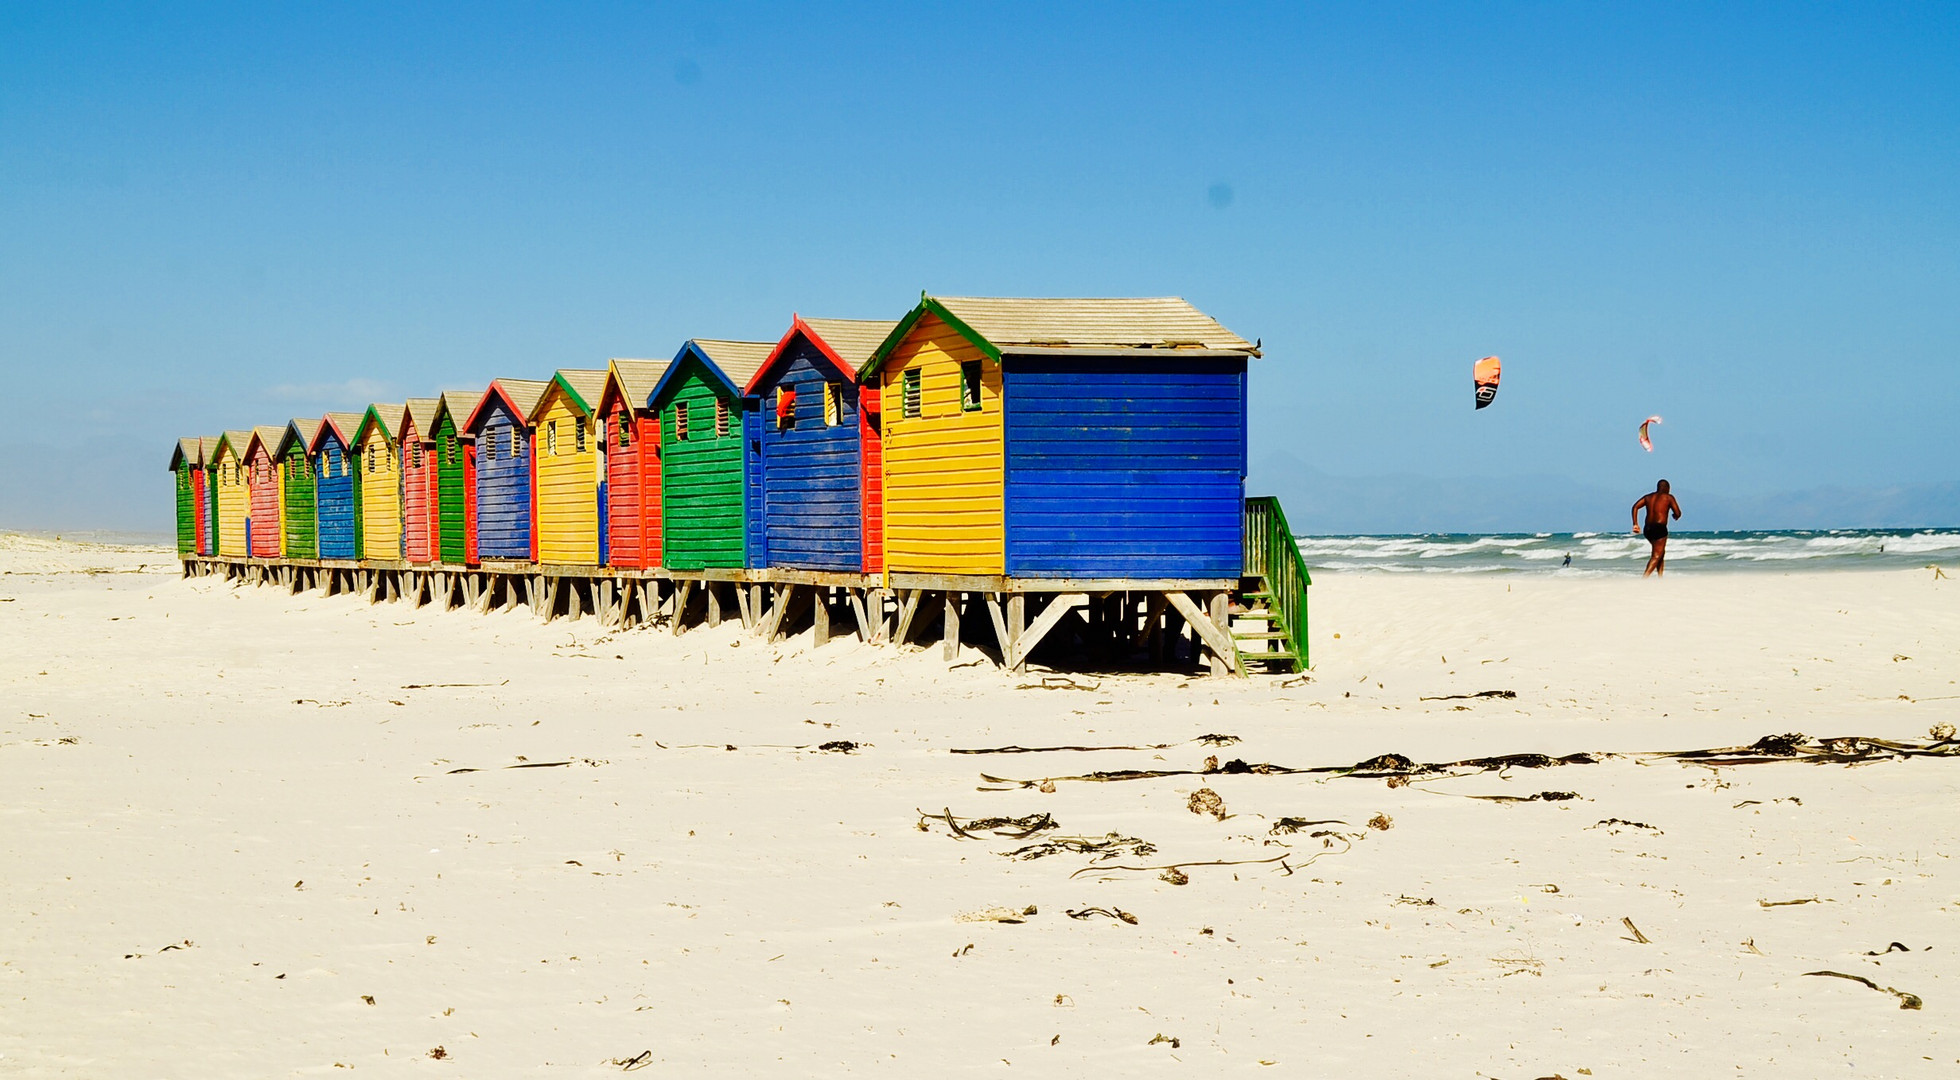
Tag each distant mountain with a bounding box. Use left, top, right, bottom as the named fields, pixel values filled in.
left=1249, top=452, right=1960, bottom=534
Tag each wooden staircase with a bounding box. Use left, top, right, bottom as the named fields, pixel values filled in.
left=1231, top=497, right=1310, bottom=673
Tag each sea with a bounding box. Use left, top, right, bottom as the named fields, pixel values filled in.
left=1293, top=528, right=1960, bottom=575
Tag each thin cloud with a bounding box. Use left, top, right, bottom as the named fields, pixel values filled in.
left=262, top=378, right=394, bottom=405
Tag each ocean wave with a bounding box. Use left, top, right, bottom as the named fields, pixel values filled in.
left=1293, top=529, right=1960, bottom=574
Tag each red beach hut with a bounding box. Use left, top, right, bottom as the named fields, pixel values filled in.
left=401, top=398, right=441, bottom=564
left=246, top=425, right=286, bottom=558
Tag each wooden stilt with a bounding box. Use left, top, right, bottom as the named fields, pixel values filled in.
left=813, top=587, right=830, bottom=647
left=942, top=591, right=962, bottom=661
left=892, top=589, right=923, bottom=647
left=671, top=581, right=693, bottom=635
left=984, top=593, right=1009, bottom=662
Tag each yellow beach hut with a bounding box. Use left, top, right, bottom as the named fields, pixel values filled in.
left=528, top=369, right=611, bottom=566
left=352, top=404, right=407, bottom=562
left=213, top=430, right=253, bottom=558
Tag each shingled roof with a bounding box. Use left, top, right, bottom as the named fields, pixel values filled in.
left=864, top=295, right=1259, bottom=375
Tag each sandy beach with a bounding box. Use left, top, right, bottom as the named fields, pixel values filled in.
left=3, top=532, right=1958, bottom=1076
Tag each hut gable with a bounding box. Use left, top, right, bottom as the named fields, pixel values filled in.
left=464, top=379, right=549, bottom=562
left=168, top=437, right=207, bottom=472
left=746, top=317, right=899, bottom=574
left=599, top=360, right=669, bottom=569
left=431, top=391, right=478, bottom=565
left=529, top=370, right=609, bottom=566
left=649, top=340, right=773, bottom=571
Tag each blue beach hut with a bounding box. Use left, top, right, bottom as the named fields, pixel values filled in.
left=744, top=316, right=898, bottom=573
left=462, top=379, right=550, bottom=562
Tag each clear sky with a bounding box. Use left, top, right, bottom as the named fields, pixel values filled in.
left=2, top=2, right=1955, bottom=534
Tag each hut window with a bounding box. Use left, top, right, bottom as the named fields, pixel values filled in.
left=618, top=414, right=631, bottom=447
left=776, top=387, right=796, bottom=431
left=675, top=401, right=689, bottom=441
left=575, top=419, right=587, bottom=454
left=546, top=420, right=558, bottom=457
left=903, top=368, right=922, bottom=419
left=960, top=361, right=982, bottom=412
left=445, top=435, right=456, bottom=464
left=823, top=383, right=840, bottom=427
left=366, top=446, right=376, bottom=474
left=715, top=398, right=730, bottom=438
left=513, top=428, right=526, bottom=459
left=412, top=443, right=423, bottom=470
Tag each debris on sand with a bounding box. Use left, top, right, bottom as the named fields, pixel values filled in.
left=1187, top=788, right=1227, bottom=820
left=1467, top=790, right=1581, bottom=803
left=1005, top=833, right=1157, bottom=862
left=611, top=1050, right=653, bottom=1070
left=1147, top=1033, right=1182, bottom=1048
left=1015, top=676, right=1102, bottom=692
left=1418, top=690, right=1517, bottom=701
left=952, top=741, right=1179, bottom=755
left=1759, top=896, right=1832, bottom=908
left=956, top=904, right=1039, bottom=924
left=918, top=808, right=1058, bottom=840
left=816, top=740, right=859, bottom=753
left=1621, top=917, right=1652, bottom=944
left=1270, top=817, right=1347, bottom=834
left=1864, top=941, right=1911, bottom=956
left=1196, top=733, right=1242, bottom=746
left=1160, top=868, right=1190, bottom=886
left=1802, top=969, right=1923, bottom=1010
left=1660, top=731, right=1960, bottom=767
left=1368, top=813, right=1394, bottom=831
left=1065, top=906, right=1139, bottom=924
left=1589, top=818, right=1662, bottom=834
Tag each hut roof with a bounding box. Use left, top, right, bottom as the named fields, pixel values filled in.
left=603, top=359, right=670, bottom=414
left=215, top=429, right=252, bottom=462
left=216, top=430, right=253, bottom=463
left=651, top=339, right=773, bottom=406
left=313, top=412, right=365, bottom=453
left=747, top=316, right=900, bottom=393
left=278, top=417, right=323, bottom=458
left=534, top=368, right=611, bottom=420
left=247, top=425, right=288, bottom=461
left=403, top=398, right=442, bottom=438
left=435, top=390, right=480, bottom=432
left=355, top=404, right=405, bottom=446
left=168, top=436, right=210, bottom=470
left=863, top=295, right=1259, bottom=376
left=462, top=379, right=550, bottom=434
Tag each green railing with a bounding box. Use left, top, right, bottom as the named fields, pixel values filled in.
left=1242, top=496, right=1312, bottom=670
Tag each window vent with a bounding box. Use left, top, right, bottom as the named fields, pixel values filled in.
left=903, top=368, right=922, bottom=419
left=715, top=398, right=730, bottom=438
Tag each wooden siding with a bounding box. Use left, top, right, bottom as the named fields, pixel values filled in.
left=247, top=443, right=282, bottom=558
left=435, top=412, right=466, bottom=564
left=315, top=436, right=358, bottom=560
left=603, top=401, right=662, bottom=568
left=859, top=384, right=883, bottom=573
left=743, top=404, right=767, bottom=567
left=473, top=401, right=532, bottom=560
left=280, top=443, right=318, bottom=559
left=216, top=446, right=248, bottom=557
left=355, top=430, right=402, bottom=559
left=174, top=465, right=195, bottom=554
left=401, top=413, right=438, bottom=563
left=1001, top=356, right=1246, bottom=578
left=194, top=466, right=211, bottom=555
left=878, top=314, right=1004, bottom=574
left=533, top=387, right=602, bottom=565
left=754, top=343, right=864, bottom=572
left=658, top=360, right=747, bottom=570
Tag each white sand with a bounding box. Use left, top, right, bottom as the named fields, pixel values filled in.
left=3, top=533, right=1958, bottom=1076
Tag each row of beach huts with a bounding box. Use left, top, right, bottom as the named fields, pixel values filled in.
left=171, top=295, right=1308, bottom=674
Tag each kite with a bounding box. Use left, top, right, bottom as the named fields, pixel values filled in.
left=1638, top=415, right=1662, bottom=452
left=1473, top=356, right=1502, bottom=410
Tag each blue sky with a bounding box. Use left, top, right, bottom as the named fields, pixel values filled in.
left=2, top=2, right=1955, bottom=533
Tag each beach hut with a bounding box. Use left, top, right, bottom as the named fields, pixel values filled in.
left=278, top=419, right=322, bottom=560
left=597, top=359, right=669, bottom=569
left=528, top=369, right=611, bottom=566
left=859, top=296, right=1257, bottom=579
left=401, top=398, right=443, bottom=564
left=245, top=425, right=287, bottom=559
left=168, top=437, right=210, bottom=557
left=647, top=339, right=773, bottom=571
left=462, top=380, right=549, bottom=562
left=352, top=404, right=406, bottom=562
left=311, top=412, right=365, bottom=560
left=745, top=316, right=898, bottom=573
left=212, top=431, right=250, bottom=557
left=433, top=391, right=476, bottom=565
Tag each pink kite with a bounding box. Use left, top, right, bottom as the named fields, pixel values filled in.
left=1638, top=415, right=1662, bottom=452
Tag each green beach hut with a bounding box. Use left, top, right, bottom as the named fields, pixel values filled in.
left=278, top=418, right=322, bottom=560
left=647, top=338, right=772, bottom=571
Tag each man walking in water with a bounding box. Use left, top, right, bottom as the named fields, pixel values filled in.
left=1632, top=479, right=1682, bottom=577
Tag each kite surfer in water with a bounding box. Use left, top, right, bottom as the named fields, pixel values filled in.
left=1631, top=480, right=1682, bottom=577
